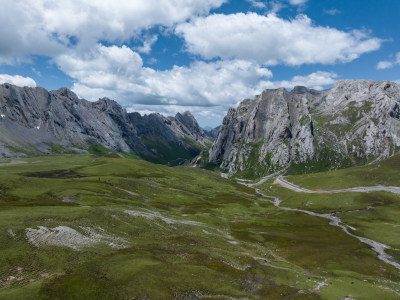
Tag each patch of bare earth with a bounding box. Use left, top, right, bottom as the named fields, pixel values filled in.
left=25, top=226, right=128, bottom=250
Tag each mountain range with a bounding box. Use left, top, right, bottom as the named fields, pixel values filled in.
left=1, top=80, right=399, bottom=177
left=0, top=83, right=210, bottom=165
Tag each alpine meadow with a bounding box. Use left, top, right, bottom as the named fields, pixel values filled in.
left=1, top=0, right=400, bottom=299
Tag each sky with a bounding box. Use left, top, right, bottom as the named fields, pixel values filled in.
left=0, top=0, right=399, bottom=128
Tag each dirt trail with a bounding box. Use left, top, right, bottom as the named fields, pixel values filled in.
left=223, top=173, right=400, bottom=271
left=254, top=188, right=400, bottom=271
left=275, top=176, right=400, bottom=195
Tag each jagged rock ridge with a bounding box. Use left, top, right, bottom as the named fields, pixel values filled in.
left=0, top=83, right=210, bottom=164
left=209, top=80, right=400, bottom=177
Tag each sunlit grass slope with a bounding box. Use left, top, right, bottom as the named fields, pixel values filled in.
left=287, top=154, right=400, bottom=190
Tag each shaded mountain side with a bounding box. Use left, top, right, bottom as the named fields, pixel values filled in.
left=209, top=80, right=400, bottom=178
left=0, top=83, right=211, bottom=164
left=128, top=111, right=210, bottom=165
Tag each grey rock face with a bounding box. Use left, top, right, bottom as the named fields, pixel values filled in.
left=0, top=84, right=210, bottom=163
left=169, top=111, right=210, bottom=145
left=209, top=80, right=400, bottom=177
left=312, top=80, right=400, bottom=166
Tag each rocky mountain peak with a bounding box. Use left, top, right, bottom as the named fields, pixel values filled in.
left=175, top=111, right=197, bottom=125
left=53, top=87, right=79, bottom=100
left=261, top=87, right=289, bottom=99
left=209, top=79, right=400, bottom=178
left=171, top=111, right=208, bottom=145
left=92, top=97, right=127, bottom=115
left=291, top=86, right=309, bottom=94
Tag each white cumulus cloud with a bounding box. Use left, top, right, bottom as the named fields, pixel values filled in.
left=377, top=61, right=394, bottom=70
left=135, top=35, right=159, bottom=54
left=0, top=74, right=36, bottom=87
left=267, top=71, right=338, bottom=90
left=324, top=9, right=341, bottom=15
left=377, top=52, right=400, bottom=70
left=57, top=44, right=273, bottom=108
left=288, top=0, right=308, bottom=5
left=246, top=0, right=267, bottom=9
left=176, top=13, right=382, bottom=66
left=0, top=0, right=227, bottom=64
left=56, top=44, right=338, bottom=126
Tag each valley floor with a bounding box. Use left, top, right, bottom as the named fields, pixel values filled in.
left=0, top=154, right=400, bottom=299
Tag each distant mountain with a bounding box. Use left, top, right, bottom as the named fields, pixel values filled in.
left=204, top=126, right=221, bottom=139
left=209, top=80, right=400, bottom=178
left=0, top=83, right=211, bottom=164
left=129, top=111, right=211, bottom=165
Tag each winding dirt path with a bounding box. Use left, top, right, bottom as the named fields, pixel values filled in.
left=223, top=172, right=400, bottom=271
left=275, top=176, right=400, bottom=195
left=254, top=188, right=400, bottom=271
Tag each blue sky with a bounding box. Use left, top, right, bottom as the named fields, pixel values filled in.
left=0, top=0, right=399, bottom=127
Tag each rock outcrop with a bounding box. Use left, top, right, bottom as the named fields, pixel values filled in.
left=0, top=83, right=210, bottom=164
left=209, top=80, right=400, bottom=177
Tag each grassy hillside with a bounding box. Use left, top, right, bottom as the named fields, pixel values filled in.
left=0, top=154, right=399, bottom=299
left=258, top=155, right=400, bottom=298
left=287, top=154, right=400, bottom=190
left=142, top=137, right=205, bottom=166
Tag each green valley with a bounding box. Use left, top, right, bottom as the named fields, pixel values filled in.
left=0, top=153, right=399, bottom=299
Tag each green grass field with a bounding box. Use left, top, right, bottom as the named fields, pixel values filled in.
left=286, top=155, right=400, bottom=190
left=0, top=154, right=400, bottom=299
